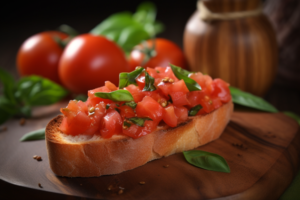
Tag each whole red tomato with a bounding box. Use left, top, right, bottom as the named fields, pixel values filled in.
left=59, top=34, right=129, bottom=94
left=128, top=38, right=188, bottom=71
left=17, top=31, right=68, bottom=84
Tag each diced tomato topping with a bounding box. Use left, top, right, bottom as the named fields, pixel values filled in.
left=87, top=86, right=113, bottom=106
left=174, top=106, right=188, bottom=124
left=60, top=66, right=231, bottom=138
left=119, top=105, right=136, bottom=119
left=105, top=81, right=118, bottom=91
left=163, top=104, right=177, bottom=127
left=187, top=91, right=215, bottom=114
left=157, top=80, right=190, bottom=106
left=123, top=120, right=157, bottom=139
left=84, top=102, right=106, bottom=135
left=211, top=78, right=231, bottom=103
left=136, top=96, right=163, bottom=122
left=59, top=110, right=91, bottom=136
left=136, top=73, right=146, bottom=90
left=100, top=109, right=122, bottom=138
left=124, top=84, right=144, bottom=103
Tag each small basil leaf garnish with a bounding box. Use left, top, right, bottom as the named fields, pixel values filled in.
left=128, top=117, right=152, bottom=127
left=123, top=121, right=132, bottom=128
left=229, top=86, right=278, bottom=113
left=95, top=90, right=134, bottom=102
left=170, top=64, right=201, bottom=91
left=188, top=104, right=203, bottom=116
left=115, top=108, right=120, bottom=113
left=20, top=128, right=45, bottom=141
left=106, top=104, right=110, bottom=109
left=17, top=76, right=69, bottom=106
left=143, top=71, right=156, bottom=91
left=123, top=101, right=137, bottom=109
left=183, top=150, right=230, bottom=173
left=119, top=67, right=144, bottom=89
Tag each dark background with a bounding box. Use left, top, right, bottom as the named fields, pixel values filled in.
left=0, top=0, right=196, bottom=75
left=1, top=0, right=300, bottom=115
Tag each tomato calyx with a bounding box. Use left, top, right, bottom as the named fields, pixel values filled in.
left=134, top=38, right=157, bottom=67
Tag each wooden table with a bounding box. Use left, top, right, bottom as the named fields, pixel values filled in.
left=0, top=108, right=299, bottom=200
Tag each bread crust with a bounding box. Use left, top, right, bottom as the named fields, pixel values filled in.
left=46, top=101, right=233, bottom=177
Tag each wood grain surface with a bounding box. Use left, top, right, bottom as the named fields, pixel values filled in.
left=184, top=0, right=278, bottom=96
left=0, top=111, right=299, bottom=200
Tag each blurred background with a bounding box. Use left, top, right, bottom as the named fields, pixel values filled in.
left=1, top=0, right=300, bottom=114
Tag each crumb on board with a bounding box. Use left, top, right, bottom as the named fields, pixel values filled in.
left=139, top=181, right=146, bottom=185
left=33, top=155, right=42, bottom=161
left=38, top=183, right=43, bottom=188
left=20, top=118, right=26, bottom=126
left=164, top=165, right=169, bottom=168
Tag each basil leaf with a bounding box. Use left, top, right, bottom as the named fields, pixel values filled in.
left=95, top=90, right=134, bottom=102
left=119, top=67, right=144, bottom=89
left=17, top=76, right=69, bottom=106
left=123, top=121, right=132, bottom=128
left=183, top=150, right=230, bottom=173
left=133, top=1, right=156, bottom=24
left=115, top=108, right=120, bottom=113
left=188, top=105, right=203, bottom=116
left=283, top=112, right=300, bottom=125
left=90, top=12, right=136, bottom=36
left=133, top=2, right=164, bottom=37
left=143, top=71, right=156, bottom=91
left=117, top=25, right=150, bottom=52
left=128, top=117, right=152, bottom=127
left=123, top=101, right=137, bottom=109
left=106, top=104, right=110, bottom=109
left=0, top=68, right=17, bottom=104
left=170, top=64, right=201, bottom=91
left=229, top=86, right=278, bottom=113
left=20, top=128, right=45, bottom=141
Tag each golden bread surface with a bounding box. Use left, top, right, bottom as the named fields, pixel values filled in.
left=46, top=101, right=233, bottom=177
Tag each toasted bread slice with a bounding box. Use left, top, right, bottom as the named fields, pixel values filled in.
left=46, top=101, right=233, bottom=177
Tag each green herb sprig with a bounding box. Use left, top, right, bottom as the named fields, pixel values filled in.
left=90, top=2, right=164, bottom=53
left=119, top=67, right=144, bottom=89
left=20, top=128, right=45, bottom=141
left=183, top=150, right=230, bottom=173
left=94, top=90, right=134, bottom=102
left=0, top=68, right=69, bottom=125
left=170, top=64, right=201, bottom=91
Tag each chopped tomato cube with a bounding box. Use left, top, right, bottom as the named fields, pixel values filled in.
left=211, top=79, right=231, bottom=103
left=163, top=105, right=177, bottom=127
left=119, top=105, right=136, bottom=119
left=84, top=102, right=106, bottom=135
left=105, top=81, right=118, bottom=91
left=123, top=120, right=157, bottom=139
left=174, top=106, right=188, bottom=123
left=87, top=86, right=113, bottom=106
left=136, top=96, right=163, bottom=122
left=187, top=91, right=214, bottom=113
left=59, top=111, right=91, bottom=135
left=136, top=73, right=146, bottom=90
left=124, top=84, right=144, bottom=103
left=100, top=109, right=122, bottom=138
left=157, top=80, right=190, bottom=106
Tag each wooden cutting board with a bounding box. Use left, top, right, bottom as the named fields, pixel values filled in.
left=0, top=110, right=299, bottom=200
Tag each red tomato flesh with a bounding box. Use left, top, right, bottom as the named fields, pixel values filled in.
left=60, top=66, right=231, bottom=139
